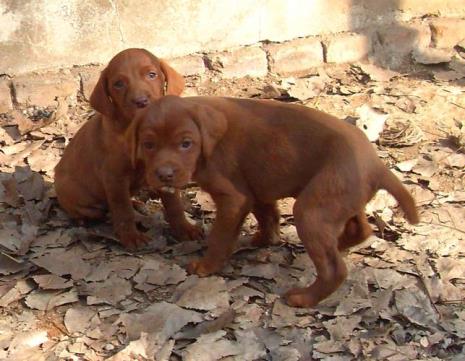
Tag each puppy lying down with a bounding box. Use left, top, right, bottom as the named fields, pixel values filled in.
left=127, top=95, right=418, bottom=308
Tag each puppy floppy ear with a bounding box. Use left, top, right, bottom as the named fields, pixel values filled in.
left=125, top=114, right=143, bottom=169
left=160, top=59, right=185, bottom=96
left=191, top=104, right=228, bottom=159
left=89, top=68, right=114, bottom=117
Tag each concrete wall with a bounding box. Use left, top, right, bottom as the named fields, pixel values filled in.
left=1, top=0, right=465, bottom=75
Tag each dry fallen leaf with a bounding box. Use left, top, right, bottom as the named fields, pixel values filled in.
left=287, top=76, right=326, bottom=100
left=80, top=275, right=132, bottom=305
left=0, top=254, right=28, bottom=276
left=32, top=274, right=73, bottom=289
left=195, top=190, right=216, bottom=212
left=240, top=263, right=280, bottom=280
left=0, top=279, right=34, bottom=307
left=118, top=301, right=202, bottom=341
left=64, top=306, right=98, bottom=334
left=25, top=288, right=78, bottom=311
left=358, top=63, right=399, bottom=82
left=183, top=330, right=239, bottom=361
left=85, top=257, right=141, bottom=282
left=106, top=332, right=157, bottom=361
left=270, top=300, right=313, bottom=328
left=173, top=276, right=230, bottom=311
left=394, top=288, right=439, bottom=328
left=32, top=246, right=92, bottom=280
left=133, top=257, right=186, bottom=291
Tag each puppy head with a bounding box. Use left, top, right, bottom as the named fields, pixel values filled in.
left=89, top=48, right=185, bottom=120
left=128, top=96, right=227, bottom=193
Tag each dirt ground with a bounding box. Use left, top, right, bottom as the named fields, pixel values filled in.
left=0, top=60, right=464, bottom=361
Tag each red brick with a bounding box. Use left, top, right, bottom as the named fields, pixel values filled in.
left=167, top=55, right=206, bottom=77
left=0, top=79, right=13, bottom=113
left=372, top=22, right=431, bottom=68
left=208, top=46, right=268, bottom=79
left=79, top=66, right=104, bottom=101
left=13, top=71, right=79, bottom=107
left=326, top=33, right=371, bottom=63
left=430, top=18, right=465, bottom=48
left=266, top=38, right=324, bottom=76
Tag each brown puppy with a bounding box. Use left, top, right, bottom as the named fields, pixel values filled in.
left=54, top=49, right=200, bottom=249
left=129, top=95, right=419, bottom=307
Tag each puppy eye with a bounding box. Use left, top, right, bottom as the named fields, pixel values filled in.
left=180, top=139, right=192, bottom=150
left=113, top=80, right=125, bottom=89
left=143, top=141, right=155, bottom=150
left=147, top=71, right=157, bottom=79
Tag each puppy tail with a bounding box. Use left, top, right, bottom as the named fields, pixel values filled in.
left=379, top=167, right=419, bottom=224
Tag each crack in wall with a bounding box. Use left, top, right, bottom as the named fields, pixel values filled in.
left=108, top=0, right=125, bottom=45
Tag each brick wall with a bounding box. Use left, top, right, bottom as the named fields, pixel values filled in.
left=0, top=3, right=465, bottom=112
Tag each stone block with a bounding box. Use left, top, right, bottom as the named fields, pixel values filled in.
left=0, top=79, right=13, bottom=113
left=430, top=18, right=465, bottom=48
left=208, top=46, right=268, bottom=79
left=13, top=71, right=79, bottom=107
left=372, top=22, right=431, bottom=68
left=326, top=33, right=371, bottom=63
left=266, top=38, right=324, bottom=76
left=79, top=66, right=104, bottom=101
left=167, top=55, right=206, bottom=77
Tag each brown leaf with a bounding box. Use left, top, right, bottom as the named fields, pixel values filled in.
left=270, top=300, right=313, bottom=328
left=32, top=274, right=73, bottom=289
left=178, top=309, right=236, bottom=340
left=0, top=254, right=28, bottom=275
left=133, top=257, right=186, bottom=290
left=183, top=330, right=239, bottom=361
left=195, top=190, right=216, bottom=212
left=64, top=306, right=98, bottom=334
left=358, top=63, right=399, bottom=82
left=173, top=276, right=230, bottom=311
left=287, top=77, right=326, bottom=100
left=118, top=301, right=202, bottom=341
left=394, top=288, right=439, bottom=328
left=32, top=247, right=92, bottom=280
left=25, top=288, right=78, bottom=311
left=0, top=177, right=21, bottom=207
left=0, top=279, right=34, bottom=307
left=323, top=315, right=362, bottom=341
left=80, top=275, right=132, bottom=305
left=240, top=263, right=280, bottom=280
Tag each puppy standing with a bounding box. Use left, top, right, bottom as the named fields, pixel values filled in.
left=128, top=95, right=419, bottom=308
left=54, top=49, right=200, bottom=249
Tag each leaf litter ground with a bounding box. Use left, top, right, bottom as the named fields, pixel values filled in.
left=0, top=60, right=465, bottom=360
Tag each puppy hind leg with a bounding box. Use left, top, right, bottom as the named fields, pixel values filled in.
left=284, top=175, right=353, bottom=308
left=251, top=201, right=281, bottom=247
left=285, top=205, right=348, bottom=308
left=338, top=212, right=372, bottom=251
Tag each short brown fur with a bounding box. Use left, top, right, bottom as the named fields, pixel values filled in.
left=54, top=49, right=201, bottom=249
left=130, top=95, right=419, bottom=307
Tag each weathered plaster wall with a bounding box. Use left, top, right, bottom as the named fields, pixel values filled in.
left=1, top=0, right=465, bottom=75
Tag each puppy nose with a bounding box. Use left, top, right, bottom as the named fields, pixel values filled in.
left=156, top=166, right=175, bottom=183
left=133, top=96, right=149, bottom=108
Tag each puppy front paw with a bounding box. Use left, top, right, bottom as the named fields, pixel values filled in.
left=284, top=287, right=318, bottom=308
left=250, top=230, right=281, bottom=247
left=186, top=258, right=221, bottom=277
left=119, top=230, right=150, bottom=250
left=172, top=222, right=204, bottom=241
